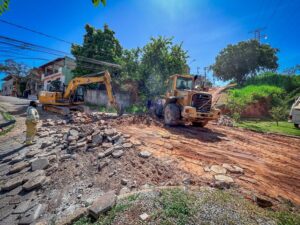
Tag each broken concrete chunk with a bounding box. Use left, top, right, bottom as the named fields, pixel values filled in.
left=88, top=191, right=116, bottom=219
left=102, top=142, right=112, bottom=149
left=23, top=170, right=45, bottom=183
left=103, top=147, right=115, bottom=157
left=13, top=200, right=37, bottom=214
left=38, top=132, right=49, bottom=138
left=138, top=151, right=152, bottom=158
left=222, top=163, right=244, bottom=174
left=123, top=134, right=131, bottom=139
left=67, top=135, right=77, bottom=142
left=104, top=129, right=116, bottom=137
left=211, top=165, right=227, bottom=174
left=31, top=158, right=49, bottom=171
left=18, top=204, right=44, bottom=225
left=69, top=129, right=79, bottom=137
left=11, top=154, right=25, bottom=164
left=119, top=187, right=130, bottom=195
left=122, top=143, right=133, bottom=148
left=112, top=150, right=124, bottom=158
left=1, top=174, right=24, bottom=191
left=26, top=149, right=40, bottom=158
left=9, top=161, right=30, bottom=174
left=139, top=213, right=150, bottom=221
left=98, top=152, right=105, bottom=159
left=214, top=174, right=234, bottom=183
left=92, top=134, right=103, bottom=145
left=55, top=208, right=87, bottom=225
left=23, top=175, right=46, bottom=191
left=76, top=141, right=86, bottom=148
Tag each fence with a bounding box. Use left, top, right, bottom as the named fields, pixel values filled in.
left=84, top=89, right=132, bottom=109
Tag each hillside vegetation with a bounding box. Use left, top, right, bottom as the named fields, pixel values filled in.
left=229, top=85, right=284, bottom=106
left=225, top=72, right=300, bottom=135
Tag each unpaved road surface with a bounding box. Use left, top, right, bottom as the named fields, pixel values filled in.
left=117, top=121, right=300, bottom=205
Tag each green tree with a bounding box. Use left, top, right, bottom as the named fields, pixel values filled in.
left=270, top=106, right=287, bottom=126
left=0, top=0, right=9, bottom=15
left=211, top=40, right=278, bottom=84
left=0, top=0, right=106, bottom=16
left=92, top=0, right=107, bottom=6
left=71, top=24, right=122, bottom=76
left=140, top=36, right=189, bottom=98
left=0, top=59, right=30, bottom=77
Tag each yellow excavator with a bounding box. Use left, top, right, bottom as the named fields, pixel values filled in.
left=39, top=70, right=122, bottom=115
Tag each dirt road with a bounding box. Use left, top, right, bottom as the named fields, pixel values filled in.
left=117, top=121, right=300, bottom=205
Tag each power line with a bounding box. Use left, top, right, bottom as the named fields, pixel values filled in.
left=0, top=19, right=76, bottom=45
left=0, top=35, right=122, bottom=69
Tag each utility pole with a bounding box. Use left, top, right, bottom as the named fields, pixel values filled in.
left=203, top=66, right=208, bottom=80
left=197, top=66, right=200, bottom=75
left=249, top=27, right=267, bottom=43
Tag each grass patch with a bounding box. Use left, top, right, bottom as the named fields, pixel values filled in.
left=72, top=189, right=300, bottom=225
left=273, top=211, right=300, bottom=225
left=2, top=112, right=14, bottom=121
left=98, top=105, right=117, bottom=113
left=237, top=120, right=300, bottom=136
left=158, top=189, right=196, bottom=225
left=73, top=202, right=132, bottom=225
left=124, top=104, right=147, bottom=114
left=0, top=111, right=15, bottom=136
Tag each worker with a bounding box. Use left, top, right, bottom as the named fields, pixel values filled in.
left=25, top=101, right=39, bottom=145
left=178, top=80, right=186, bottom=89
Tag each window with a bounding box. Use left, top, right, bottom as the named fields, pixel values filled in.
left=176, top=77, right=193, bottom=90
left=167, top=79, right=174, bottom=92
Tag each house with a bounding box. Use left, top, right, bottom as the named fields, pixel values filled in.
left=1, top=75, right=21, bottom=96
left=39, top=56, right=76, bottom=91
left=23, top=69, right=43, bottom=100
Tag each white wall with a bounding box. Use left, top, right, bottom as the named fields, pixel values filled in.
left=2, top=78, right=14, bottom=96
left=84, top=89, right=132, bottom=109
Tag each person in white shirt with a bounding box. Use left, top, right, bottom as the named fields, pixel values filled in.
left=25, top=101, right=39, bottom=145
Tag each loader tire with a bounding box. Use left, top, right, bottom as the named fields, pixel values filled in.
left=295, top=123, right=299, bottom=129
left=164, top=103, right=180, bottom=126
left=192, top=121, right=208, bottom=127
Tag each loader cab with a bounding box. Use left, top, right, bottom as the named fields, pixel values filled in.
left=166, top=75, right=194, bottom=97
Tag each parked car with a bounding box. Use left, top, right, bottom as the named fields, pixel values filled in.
left=289, top=96, right=300, bottom=128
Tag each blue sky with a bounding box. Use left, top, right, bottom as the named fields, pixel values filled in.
left=1, top=0, right=300, bottom=87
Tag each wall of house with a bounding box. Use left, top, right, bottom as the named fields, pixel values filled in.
left=84, top=89, right=132, bottom=109
left=2, top=78, right=14, bottom=96
left=62, top=67, right=74, bottom=85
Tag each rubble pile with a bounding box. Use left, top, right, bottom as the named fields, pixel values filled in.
left=0, top=112, right=137, bottom=224
left=217, top=115, right=234, bottom=127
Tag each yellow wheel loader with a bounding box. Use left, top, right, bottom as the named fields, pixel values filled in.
left=38, top=70, right=122, bottom=115
left=155, top=74, right=221, bottom=127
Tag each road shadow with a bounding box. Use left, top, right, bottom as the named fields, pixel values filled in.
left=0, top=145, right=28, bottom=160
left=163, top=123, right=227, bottom=143
left=9, top=105, right=28, bottom=117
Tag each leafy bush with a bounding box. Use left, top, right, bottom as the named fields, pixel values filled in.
left=244, top=72, right=300, bottom=92
left=270, top=106, right=288, bottom=126
left=124, top=104, right=147, bottom=114
left=229, top=85, right=284, bottom=106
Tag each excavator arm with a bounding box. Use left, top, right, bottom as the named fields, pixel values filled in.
left=64, top=71, right=115, bottom=105
left=39, top=71, right=122, bottom=115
